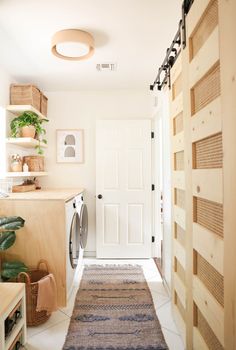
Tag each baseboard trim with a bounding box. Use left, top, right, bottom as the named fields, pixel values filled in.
left=84, top=251, right=96, bottom=258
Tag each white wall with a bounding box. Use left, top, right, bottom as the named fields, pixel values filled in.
left=0, top=66, right=14, bottom=176
left=0, top=65, right=13, bottom=106
left=40, top=89, right=152, bottom=255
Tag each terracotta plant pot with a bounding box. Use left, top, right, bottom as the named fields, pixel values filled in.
left=21, top=125, right=36, bottom=138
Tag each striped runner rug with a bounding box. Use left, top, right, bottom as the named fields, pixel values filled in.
left=63, top=264, right=168, bottom=350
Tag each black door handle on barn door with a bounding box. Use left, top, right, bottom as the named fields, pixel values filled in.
left=97, top=194, right=103, bottom=199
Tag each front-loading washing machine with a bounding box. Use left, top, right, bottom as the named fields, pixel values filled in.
left=65, top=192, right=88, bottom=299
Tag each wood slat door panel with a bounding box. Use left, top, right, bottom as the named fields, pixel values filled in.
left=169, top=1, right=230, bottom=347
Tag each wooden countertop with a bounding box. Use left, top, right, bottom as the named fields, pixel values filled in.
left=0, top=188, right=84, bottom=201
left=0, top=283, right=25, bottom=316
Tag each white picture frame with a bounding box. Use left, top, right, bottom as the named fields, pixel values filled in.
left=56, top=129, right=84, bottom=163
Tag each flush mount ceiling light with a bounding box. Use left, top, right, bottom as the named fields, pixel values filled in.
left=51, top=29, right=94, bottom=61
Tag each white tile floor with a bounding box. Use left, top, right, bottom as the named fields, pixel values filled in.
left=25, top=258, right=185, bottom=350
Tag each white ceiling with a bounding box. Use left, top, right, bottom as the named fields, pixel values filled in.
left=0, top=0, right=182, bottom=91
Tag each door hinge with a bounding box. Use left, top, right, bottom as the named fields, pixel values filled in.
left=151, top=131, right=154, bottom=139
left=152, top=184, right=155, bottom=191
left=152, top=236, right=155, bottom=243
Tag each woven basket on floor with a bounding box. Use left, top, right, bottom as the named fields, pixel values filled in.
left=17, top=260, right=51, bottom=326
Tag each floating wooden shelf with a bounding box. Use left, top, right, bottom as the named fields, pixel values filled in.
left=5, top=172, right=48, bottom=177
left=6, top=105, right=47, bottom=119
left=6, top=137, right=47, bottom=149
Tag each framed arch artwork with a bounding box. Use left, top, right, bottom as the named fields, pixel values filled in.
left=56, top=129, right=84, bottom=163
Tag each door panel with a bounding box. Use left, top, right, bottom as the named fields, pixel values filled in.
left=104, top=204, right=120, bottom=244
left=127, top=204, right=144, bottom=244
left=103, top=150, right=120, bottom=189
left=96, top=120, right=152, bottom=258
left=127, top=150, right=143, bottom=189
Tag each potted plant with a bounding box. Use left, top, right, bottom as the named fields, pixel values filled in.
left=0, top=216, right=27, bottom=280
left=10, top=111, right=48, bottom=154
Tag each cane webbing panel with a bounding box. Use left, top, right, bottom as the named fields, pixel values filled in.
left=196, top=307, right=223, bottom=350
left=175, top=189, right=185, bottom=209
left=190, top=0, right=218, bottom=60
left=174, top=151, right=184, bottom=170
left=191, top=62, right=221, bottom=115
left=173, top=112, right=183, bottom=135
left=193, top=133, right=223, bottom=169
left=193, top=197, right=223, bottom=238
left=175, top=223, right=185, bottom=246
left=196, top=252, right=224, bottom=306
left=175, top=257, right=186, bottom=284
left=172, top=73, right=182, bottom=100
left=175, top=291, right=186, bottom=321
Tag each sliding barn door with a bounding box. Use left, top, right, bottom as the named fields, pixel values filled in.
left=170, top=0, right=236, bottom=348
left=96, top=120, right=152, bottom=258
left=186, top=1, right=224, bottom=348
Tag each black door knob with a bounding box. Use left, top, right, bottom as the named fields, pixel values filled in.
left=97, top=194, right=103, bottom=199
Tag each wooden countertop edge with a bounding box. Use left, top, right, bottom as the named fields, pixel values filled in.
left=0, top=282, right=25, bottom=316
left=0, top=188, right=84, bottom=201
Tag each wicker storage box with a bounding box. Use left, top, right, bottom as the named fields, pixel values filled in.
left=12, top=184, right=36, bottom=192
left=40, top=93, right=48, bottom=117
left=17, top=260, right=51, bottom=326
left=10, top=84, right=41, bottom=111
left=23, top=156, right=44, bottom=172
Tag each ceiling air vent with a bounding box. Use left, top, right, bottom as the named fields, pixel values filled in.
left=96, top=63, right=117, bottom=72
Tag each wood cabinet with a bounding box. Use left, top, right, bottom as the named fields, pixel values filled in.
left=0, top=189, right=83, bottom=307
left=0, top=283, right=26, bottom=350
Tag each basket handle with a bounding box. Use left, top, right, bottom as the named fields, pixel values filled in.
left=17, top=272, right=31, bottom=284
left=37, top=259, right=50, bottom=272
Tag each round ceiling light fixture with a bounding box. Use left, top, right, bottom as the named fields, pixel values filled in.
left=51, top=29, right=94, bottom=61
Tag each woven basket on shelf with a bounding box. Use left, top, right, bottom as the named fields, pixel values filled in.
left=23, top=156, right=44, bottom=172
left=17, top=260, right=51, bottom=326
left=10, top=84, right=41, bottom=111
left=40, top=93, right=48, bottom=117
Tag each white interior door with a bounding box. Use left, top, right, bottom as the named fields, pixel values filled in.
left=96, top=119, right=152, bottom=258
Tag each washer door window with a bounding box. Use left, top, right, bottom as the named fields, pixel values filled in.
left=69, top=211, right=80, bottom=268
left=80, top=204, right=88, bottom=249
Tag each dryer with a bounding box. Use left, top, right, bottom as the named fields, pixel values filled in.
left=75, top=193, right=88, bottom=250
left=66, top=192, right=88, bottom=299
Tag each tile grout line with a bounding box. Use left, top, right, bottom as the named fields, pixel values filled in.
left=161, top=325, right=181, bottom=337
left=27, top=313, right=70, bottom=339
left=149, top=288, right=170, bottom=298
left=155, top=299, right=171, bottom=310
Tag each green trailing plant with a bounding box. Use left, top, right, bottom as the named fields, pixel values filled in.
left=0, top=216, right=28, bottom=280
left=10, top=111, right=48, bottom=154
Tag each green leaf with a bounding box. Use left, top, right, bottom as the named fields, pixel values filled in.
left=0, top=216, right=24, bottom=226
left=1, top=265, right=28, bottom=279
left=42, top=139, right=47, bottom=144
left=0, top=216, right=25, bottom=231
left=0, top=231, right=16, bottom=250
left=3, top=261, right=27, bottom=269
